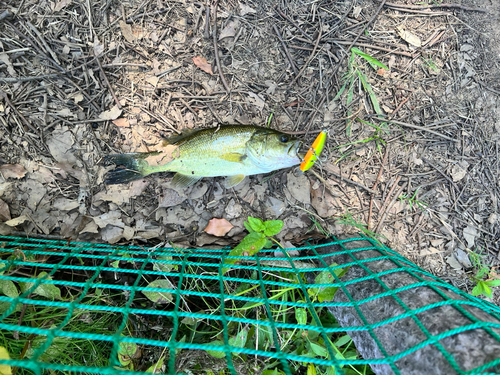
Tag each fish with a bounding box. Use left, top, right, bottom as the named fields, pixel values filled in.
left=103, top=125, right=301, bottom=189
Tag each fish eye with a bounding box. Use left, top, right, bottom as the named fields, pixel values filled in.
left=280, top=135, right=289, bottom=143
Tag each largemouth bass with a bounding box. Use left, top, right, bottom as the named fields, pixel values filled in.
left=104, top=125, right=301, bottom=188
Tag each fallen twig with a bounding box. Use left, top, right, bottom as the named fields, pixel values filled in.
left=368, top=146, right=389, bottom=230
left=371, top=117, right=457, bottom=142
left=323, top=165, right=377, bottom=195
left=272, top=24, right=298, bottom=75
left=275, top=7, right=312, bottom=41
left=374, top=0, right=487, bottom=13
left=212, top=1, right=230, bottom=93
left=95, top=55, right=122, bottom=109
left=292, top=24, right=323, bottom=84
left=375, top=179, right=407, bottom=234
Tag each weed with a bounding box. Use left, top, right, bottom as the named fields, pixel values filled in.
left=337, top=211, right=384, bottom=245
left=333, top=47, right=388, bottom=136
left=398, top=187, right=428, bottom=211
left=469, top=250, right=500, bottom=299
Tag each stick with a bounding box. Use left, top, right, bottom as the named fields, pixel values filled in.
left=272, top=24, right=298, bottom=75
left=368, top=147, right=389, bottom=230
left=212, top=1, right=230, bottom=93
left=292, top=24, right=322, bottom=84
left=324, top=165, right=377, bottom=195
left=371, top=117, right=457, bottom=142
left=373, top=0, right=487, bottom=13
left=275, top=7, right=312, bottom=41
left=95, top=56, right=122, bottom=109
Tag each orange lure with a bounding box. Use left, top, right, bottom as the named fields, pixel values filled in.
left=299, top=130, right=327, bottom=172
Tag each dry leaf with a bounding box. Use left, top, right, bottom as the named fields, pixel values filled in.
left=93, top=37, right=104, bottom=57
left=204, top=218, right=234, bottom=237
left=286, top=171, right=311, bottom=205
left=219, top=21, right=237, bottom=40
left=99, top=105, right=122, bottom=120
left=192, top=56, right=213, bottom=75
left=144, top=141, right=180, bottom=167
left=112, top=118, right=130, bottom=127
left=239, top=4, right=256, bottom=15
left=247, top=92, right=265, bottom=111
left=451, top=161, right=469, bottom=182
left=396, top=26, right=421, bottom=47
left=5, top=215, right=28, bottom=227
left=145, top=76, right=159, bottom=87
left=0, top=53, right=16, bottom=76
left=0, top=198, right=11, bottom=222
left=0, top=164, right=27, bottom=179
left=52, top=0, right=71, bottom=12
left=53, top=198, right=79, bottom=211
left=120, top=21, right=135, bottom=43
left=93, top=211, right=124, bottom=228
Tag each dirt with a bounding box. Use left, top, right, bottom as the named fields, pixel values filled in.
left=0, top=0, right=499, bottom=303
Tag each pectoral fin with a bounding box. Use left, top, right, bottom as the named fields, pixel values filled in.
left=224, top=174, right=246, bottom=188
left=170, top=173, right=201, bottom=189
left=220, top=152, right=246, bottom=163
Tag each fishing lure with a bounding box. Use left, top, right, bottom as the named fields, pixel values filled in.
left=299, top=130, right=327, bottom=172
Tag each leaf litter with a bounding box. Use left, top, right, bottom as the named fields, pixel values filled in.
left=0, top=0, right=499, bottom=305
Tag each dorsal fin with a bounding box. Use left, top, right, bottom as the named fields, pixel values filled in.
left=163, top=129, right=202, bottom=146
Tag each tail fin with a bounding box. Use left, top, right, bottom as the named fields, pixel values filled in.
left=103, top=153, right=146, bottom=185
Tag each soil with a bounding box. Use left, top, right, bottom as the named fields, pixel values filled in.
left=0, top=0, right=499, bottom=303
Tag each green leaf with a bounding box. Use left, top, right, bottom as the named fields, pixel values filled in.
left=309, top=264, right=349, bottom=302
left=118, top=340, right=138, bottom=368
left=153, top=255, right=175, bottom=273
left=295, top=308, right=307, bottom=325
left=0, top=346, right=12, bottom=375
left=229, top=328, right=248, bottom=348
left=244, top=220, right=255, bottom=233
left=146, top=355, right=165, bottom=373
left=247, top=217, right=265, bottom=232
left=222, top=232, right=267, bottom=273
left=307, top=363, right=317, bottom=375
left=263, top=220, right=283, bottom=236
left=357, top=69, right=382, bottom=115
left=471, top=282, right=484, bottom=296
left=206, top=340, right=226, bottom=358
left=485, top=279, right=500, bottom=287
left=0, top=279, right=18, bottom=298
left=262, top=370, right=286, bottom=375
left=142, top=279, right=173, bottom=304
left=263, top=239, right=273, bottom=249
left=483, top=284, right=493, bottom=298
left=110, top=260, right=120, bottom=268
left=19, top=272, right=62, bottom=300
left=334, top=334, right=351, bottom=347
left=351, top=47, right=389, bottom=70
left=308, top=341, right=328, bottom=358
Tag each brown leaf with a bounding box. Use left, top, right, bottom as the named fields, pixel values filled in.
left=120, top=21, right=135, bottom=43
left=0, top=164, right=27, bottom=179
left=0, top=199, right=11, bottom=222
left=52, top=0, right=71, bottom=12
left=112, top=118, right=130, bottom=127
left=99, top=105, right=123, bottom=120
left=192, top=56, right=213, bottom=75
left=144, top=141, right=180, bottom=167
left=204, top=218, right=234, bottom=237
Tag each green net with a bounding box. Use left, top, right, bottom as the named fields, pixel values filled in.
left=0, top=234, right=499, bottom=374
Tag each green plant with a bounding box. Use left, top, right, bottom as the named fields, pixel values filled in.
left=398, top=187, right=428, bottom=211
left=337, top=211, right=384, bottom=245
left=333, top=47, right=388, bottom=136
left=469, top=250, right=500, bottom=299
left=222, top=217, right=284, bottom=272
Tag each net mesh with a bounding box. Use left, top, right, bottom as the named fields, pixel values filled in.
left=0, top=234, right=499, bottom=374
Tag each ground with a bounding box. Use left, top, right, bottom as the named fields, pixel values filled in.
left=0, top=0, right=499, bottom=303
